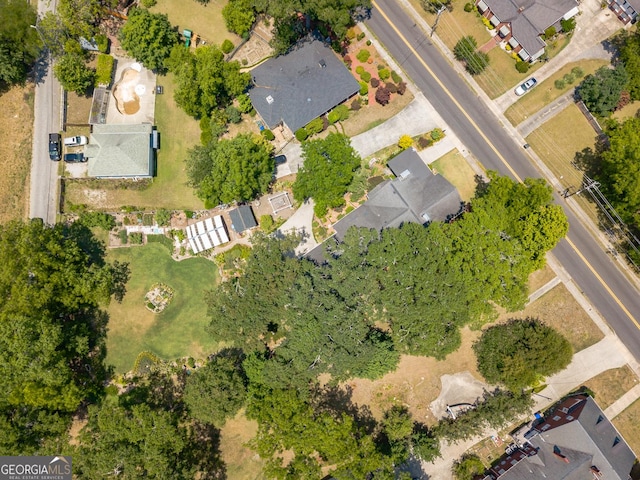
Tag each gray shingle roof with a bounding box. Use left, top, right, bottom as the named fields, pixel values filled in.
left=228, top=205, right=257, bottom=233
left=499, top=396, right=636, bottom=480
left=248, top=39, right=360, bottom=132
left=333, top=149, right=462, bottom=241
left=86, top=123, right=154, bottom=178
left=483, top=0, right=577, bottom=56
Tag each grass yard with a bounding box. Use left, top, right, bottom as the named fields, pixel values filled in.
left=150, top=0, right=239, bottom=47
left=612, top=100, right=640, bottom=122
left=613, top=398, right=640, bottom=458
left=505, top=60, right=609, bottom=125
left=527, top=264, right=557, bottom=293
left=582, top=365, right=639, bottom=410
left=430, top=148, right=478, bottom=201
left=0, top=85, right=34, bottom=222
left=220, top=411, right=266, bottom=480
left=105, top=243, right=221, bottom=373
left=526, top=103, right=602, bottom=225
left=498, top=283, right=604, bottom=352
left=64, top=73, right=204, bottom=210
left=65, top=91, right=93, bottom=125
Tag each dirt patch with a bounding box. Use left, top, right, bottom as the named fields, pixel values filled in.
left=220, top=410, right=266, bottom=480
left=347, top=327, right=482, bottom=425
left=429, top=372, right=490, bottom=420
left=66, top=90, right=94, bottom=125
left=0, top=84, right=34, bottom=222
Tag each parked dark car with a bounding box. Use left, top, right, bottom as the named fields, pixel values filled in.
left=49, top=133, right=61, bottom=161
left=63, top=152, right=86, bottom=163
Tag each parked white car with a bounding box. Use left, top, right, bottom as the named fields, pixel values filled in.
left=63, top=135, right=88, bottom=146
left=514, top=78, right=537, bottom=96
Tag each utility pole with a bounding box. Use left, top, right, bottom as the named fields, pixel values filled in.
left=431, top=5, right=446, bottom=37
left=563, top=177, right=599, bottom=199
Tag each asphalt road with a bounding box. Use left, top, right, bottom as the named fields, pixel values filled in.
left=29, top=0, right=61, bottom=224
left=367, top=0, right=640, bottom=360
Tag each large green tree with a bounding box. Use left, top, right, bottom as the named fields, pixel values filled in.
left=223, top=0, right=256, bottom=37
left=598, top=116, right=640, bottom=228
left=0, top=0, right=40, bottom=88
left=474, top=318, right=573, bottom=390
left=57, top=0, right=105, bottom=38
left=453, top=36, right=489, bottom=75
left=619, top=31, right=640, bottom=101
left=165, top=43, right=250, bottom=119
left=119, top=7, right=179, bottom=72
left=186, top=133, right=274, bottom=207
left=578, top=65, right=628, bottom=116
left=183, top=350, right=248, bottom=427
left=54, top=53, right=96, bottom=94
left=0, top=220, right=129, bottom=453
left=293, top=133, right=362, bottom=217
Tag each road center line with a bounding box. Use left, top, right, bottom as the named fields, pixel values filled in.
left=371, top=0, right=640, bottom=330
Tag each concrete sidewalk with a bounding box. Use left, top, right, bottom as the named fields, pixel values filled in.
left=516, top=89, right=574, bottom=137
left=604, top=383, right=640, bottom=419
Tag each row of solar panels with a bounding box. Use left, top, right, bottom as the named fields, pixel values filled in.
left=186, top=215, right=229, bottom=254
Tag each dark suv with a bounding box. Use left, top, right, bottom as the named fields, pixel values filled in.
left=49, top=133, right=61, bottom=161
left=63, top=153, right=86, bottom=163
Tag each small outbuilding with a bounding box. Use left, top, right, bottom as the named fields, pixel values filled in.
left=228, top=205, right=258, bottom=234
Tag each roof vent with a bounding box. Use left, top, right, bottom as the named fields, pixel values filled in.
left=266, top=95, right=274, bottom=105
left=319, top=59, right=326, bottom=68
left=399, top=169, right=411, bottom=180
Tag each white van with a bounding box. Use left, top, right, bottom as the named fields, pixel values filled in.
left=63, top=135, right=88, bottom=146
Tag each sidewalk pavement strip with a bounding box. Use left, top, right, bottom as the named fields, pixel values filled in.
left=604, top=383, right=640, bottom=419
left=526, top=276, right=561, bottom=304
left=516, top=89, right=575, bottom=137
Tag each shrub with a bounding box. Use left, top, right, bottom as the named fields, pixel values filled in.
left=417, top=136, right=432, bottom=150
left=221, top=39, right=234, bottom=54
left=555, top=78, right=566, bottom=89
left=118, top=229, right=128, bottom=244
left=397, top=81, right=407, bottom=95
left=77, top=211, right=116, bottom=230
left=370, top=77, right=380, bottom=88
left=346, top=29, right=356, bottom=40
left=453, top=454, right=485, bottom=480
left=241, top=58, right=248, bottom=65
left=357, top=32, right=366, bottom=41
left=237, top=93, right=253, bottom=113
left=95, top=53, right=114, bottom=86
left=129, top=232, right=143, bottom=244
left=375, top=86, right=390, bottom=105
left=616, top=90, right=631, bottom=111
left=391, top=70, right=402, bottom=83
left=155, top=208, right=172, bottom=226
left=571, top=66, right=584, bottom=78
left=379, top=68, right=390, bottom=81
left=366, top=40, right=371, bottom=46
left=398, top=134, right=413, bottom=150
left=386, top=82, right=397, bottom=93
left=95, top=34, right=109, bottom=54
left=295, top=128, right=309, bottom=141
left=561, top=17, right=576, bottom=33
left=142, top=0, right=156, bottom=7
left=262, top=129, right=275, bottom=141
left=544, top=26, right=556, bottom=39
left=515, top=60, right=530, bottom=73
left=328, top=104, right=349, bottom=124
left=359, top=81, right=368, bottom=96
left=306, top=117, right=325, bottom=135
left=356, top=65, right=365, bottom=74
left=259, top=214, right=276, bottom=233
left=481, top=16, right=493, bottom=29
left=356, top=49, right=371, bottom=62
left=351, top=99, right=361, bottom=110
left=360, top=71, right=371, bottom=83
left=225, top=105, right=242, bottom=124
left=464, top=2, right=474, bottom=11
left=563, top=73, right=575, bottom=85
left=431, top=128, right=444, bottom=141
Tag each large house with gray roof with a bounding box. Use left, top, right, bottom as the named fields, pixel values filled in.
left=248, top=38, right=360, bottom=134
left=332, top=148, right=462, bottom=241
left=484, top=395, right=636, bottom=480
left=475, top=0, right=579, bottom=62
left=84, top=123, right=157, bottom=178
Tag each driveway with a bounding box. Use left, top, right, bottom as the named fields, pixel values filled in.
left=275, top=199, right=318, bottom=256
left=494, top=0, right=623, bottom=112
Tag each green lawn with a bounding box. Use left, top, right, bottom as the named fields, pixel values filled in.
left=150, top=0, right=239, bottom=47
left=105, top=243, right=221, bottom=373
left=505, top=60, right=609, bottom=125
left=430, top=148, right=479, bottom=201
left=525, top=103, right=601, bottom=226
